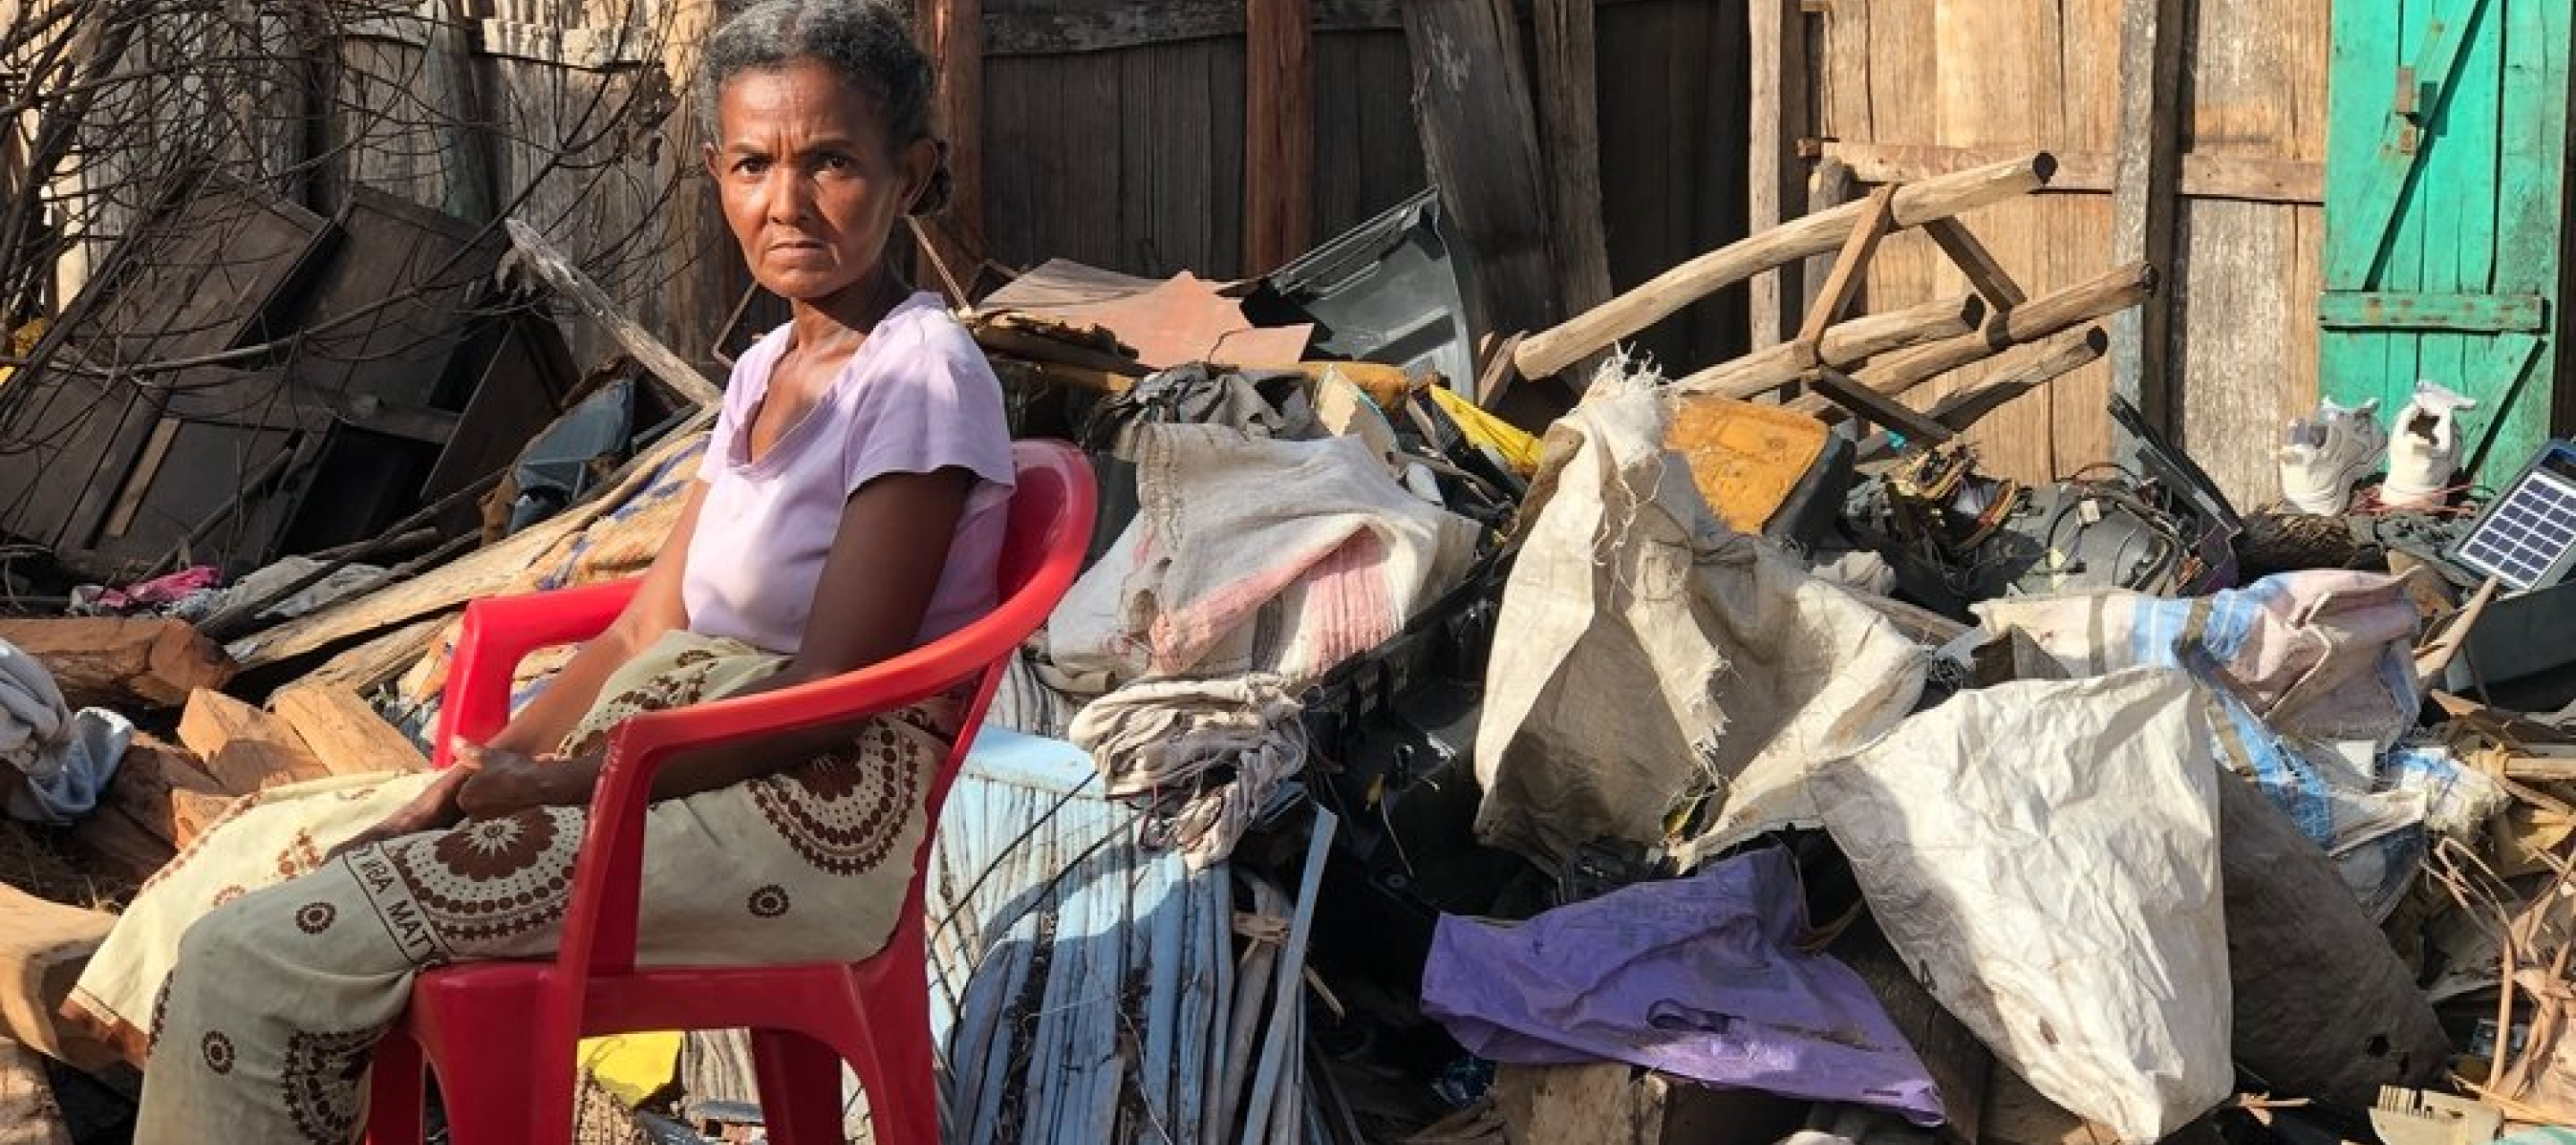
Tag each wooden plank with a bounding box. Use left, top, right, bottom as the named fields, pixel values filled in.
left=1749, top=0, right=1810, bottom=347
left=1818, top=141, right=2326, bottom=204
left=500, top=220, right=722, bottom=409
left=1243, top=0, right=1315, bottom=274
left=178, top=689, right=333, bottom=793
left=2316, top=291, right=2543, bottom=332
left=1922, top=216, right=2027, bottom=310
left=1515, top=154, right=2054, bottom=378
left=919, top=0, right=987, bottom=270
left=0, top=619, right=237, bottom=711
left=2481, top=0, right=2570, bottom=479
left=99, top=734, right=225, bottom=848
left=2109, top=0, right=2187, bottom=431
left=0, top=1038, right=72, bottom=1145
left=0, top=887, right=115, bottom=1073
left=65, top=808, right=173, bottom=893
left=1401, top=0, right=1567, bottom=421
left=1533, top=0, right=1615, bottom=325
left=268, top=683, right=430, bottom=776
left=1797, top=185, right=1897, bottom=346
left=978, top=0, right=1661, bottom=55
left=1801, top=157, right=1860, bottom=321
left=170, top=790, right=237, bottom=851
left=2320, top=0, right=2496, bottom=290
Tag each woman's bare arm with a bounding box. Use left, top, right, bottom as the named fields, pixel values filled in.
left=453, top=469, right=970, bottom=818
left=479, top=483, right=706, bottom=758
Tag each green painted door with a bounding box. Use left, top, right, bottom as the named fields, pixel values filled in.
left=2322, top=0, right=2569, bottom=481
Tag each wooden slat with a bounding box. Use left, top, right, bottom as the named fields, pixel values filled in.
left=269, top=683, right=431, bottom=776
left=1819, top=141, right=2326, bottom=204
left=2109, top=0, right=2186, bottom=432
left=1533, top=0, right=1615, bottom=326
left=1242, top=0, right=1314, bottom=274
left=1923, top=216, right=2028, bottom=310
left=1797, top=185, right=1897, bottom=346
left=1749, top=0, right=1809, bottom=347
left=1400, top=0, right=1567, bottom=423
left=978, top=0, right=1662, bottom=55
left=920, top=0, right=986, bottom=260
left=2319, top=0, right=2495, bottom=288
left=501, top=220, right=722, bottom=409
left=2316, top=291, right=2545, bottom=333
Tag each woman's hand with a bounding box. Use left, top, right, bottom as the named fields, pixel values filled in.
left=324, top=768, right=475, bottom=861
left=453, top=742, right=601, bottom=820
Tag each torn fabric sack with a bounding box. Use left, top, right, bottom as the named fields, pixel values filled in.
left=1809, top=666, right=2231, bottom=1144
left=0, top=639, right=133, bottom=825
left=1422, top=846, right=1944, bottom=1124
left=1975, top=572, right=2437, bottom=918
left=1067, top=674, right=1307, bottom=868
left=1048, top=425, right=1480, bottom=686
left=1472, top=363, right=1927, bottom=867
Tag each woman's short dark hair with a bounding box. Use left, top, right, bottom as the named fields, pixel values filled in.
left=699, top=0, right=953, bottom=215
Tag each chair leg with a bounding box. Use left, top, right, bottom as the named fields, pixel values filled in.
left=847, top=1041, right=938, bottom=1145
left=365, top=1031, right=428, bottom=1145
left=419, top=1037, right=547, bottom=1145
left=750, top=1029, right=851, bottom=1145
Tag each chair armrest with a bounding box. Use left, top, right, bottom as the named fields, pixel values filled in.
left=432, top=579, right=642, bottom=769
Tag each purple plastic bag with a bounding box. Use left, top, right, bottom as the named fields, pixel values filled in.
left=1421, top=847, right=1945, bottom=1125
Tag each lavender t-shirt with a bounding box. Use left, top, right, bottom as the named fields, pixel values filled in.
left=683, top=293, right=1015, bottom=655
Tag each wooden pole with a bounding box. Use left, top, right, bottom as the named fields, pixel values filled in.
left=1924, top=326, right=2111, bottom=431
left=1533, top=0, right=1615, bottom=322
left=1677, top=293, right=1987, bottom=397
left=1748, top=0, right=1809, bottom=347
left=2109, top=0, right=2185, bottom=431
left=1244, top=0, right=1314, bottom=274
left=1400, top=0, right=1569, bottom=422
left=1788, top=261, right=2156, bottom=415
left=504, top=219, right=724, bottom=408
left=917, top=0, right=987, bottom=290
left=1514, top=153, right=2055, bottom=379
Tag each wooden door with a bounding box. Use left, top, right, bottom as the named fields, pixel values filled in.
left=2320, top=0, right=2569, bottom=480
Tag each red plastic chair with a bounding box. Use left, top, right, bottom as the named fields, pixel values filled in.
left=365, top=439, right=1097, bottom=1145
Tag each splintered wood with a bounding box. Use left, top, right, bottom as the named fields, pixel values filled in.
left=0, top=886, right=116, bottom=1073
left=179, top=691, right=331, bottom=793
left=0, top=619, right=235, bottom=710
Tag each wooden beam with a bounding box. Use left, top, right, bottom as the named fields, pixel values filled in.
left=0, top=619, right=236, bottom=711
left=1681, top=293, right=1986, bottom=398
left=1796, top=185, right=1897, bottom=346
left=2108, top=0, right=2187, bottom=430
left=1244, top=0, right=1314, bottom=275
left=979, top=0, right=1663, bottom=55
left=1815, top=141, right=2326, bottom=206
left=1927, top=326, right=2112, bottom=432
left=1533, top=0, right=1615, bottom=325
left=1748, top=0, right=1810, bottom=347
left=501, top=220, right=724, bottom=408
left=99, top=734, right=226, bottom=848
left=1401, top=0, right=1569, bottom=423
left=1793, top=262, right=2155, bottom=414
left=1801, top=156, right=1860, bottom=319
left=179, top=690, right=333, bottom=793
left=0, top=887, right=116, bottom=1073
left=919, top=0, right=987, bottom=281
left=1924, top=217, right=2028, bottom=310
left=268, top=683, right=430, bottom=776
left=1515, top=153, right=2055, bottom=379
left=1808, top=367, right=1956, bottom=443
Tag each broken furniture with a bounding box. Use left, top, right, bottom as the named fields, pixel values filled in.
left=0, top=175, right=576, bottom=581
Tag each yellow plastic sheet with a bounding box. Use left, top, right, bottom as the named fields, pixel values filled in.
left=578, top=1031, right=682, bottom=1106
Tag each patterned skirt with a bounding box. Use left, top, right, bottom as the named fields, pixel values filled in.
left=64, top=631, right=955, bottom=1144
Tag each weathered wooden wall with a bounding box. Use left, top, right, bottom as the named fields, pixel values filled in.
left=1811, top=0, right=2328, bottom=504
left=975, top=0, right=1748, bottom=370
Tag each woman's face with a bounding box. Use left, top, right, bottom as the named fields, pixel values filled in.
left=707, top=56, right=934, bottom=306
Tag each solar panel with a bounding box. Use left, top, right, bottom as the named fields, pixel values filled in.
left=2453, top=439, right=2576, bottom=591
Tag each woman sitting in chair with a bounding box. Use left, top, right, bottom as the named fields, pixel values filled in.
left=64, top=2, right=1013, bottom=1138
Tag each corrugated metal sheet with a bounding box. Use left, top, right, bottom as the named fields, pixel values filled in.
left=929, top=729, right=1334, bottom=1145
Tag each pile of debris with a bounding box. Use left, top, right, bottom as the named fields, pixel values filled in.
left=0, top=149, right=2571, bottom=1145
